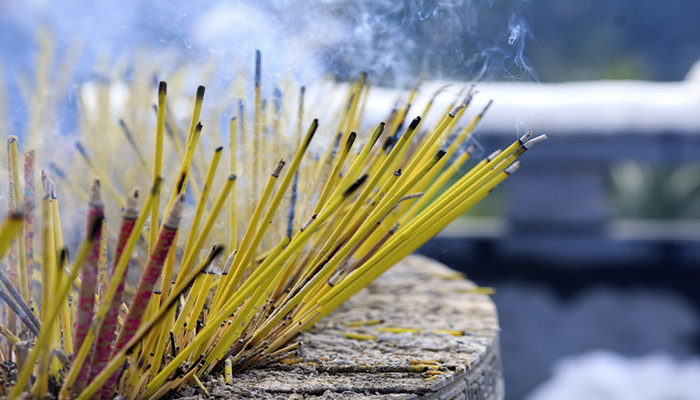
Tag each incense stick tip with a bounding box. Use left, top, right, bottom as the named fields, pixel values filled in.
left=408, top=116, right=421, bottom=130
left=382, top=136, right=395, bottom=152
left=176, top=172, right=187, bottom=194
left=88, top=216, right=103, bottom=240
left=210, top=245, right=225, bottom=260
left=125, top=188, right=140, bottom=218
left=524, top=134, right=547, bottom=149
left=49, top=180, right=58, bottom=200
left=58, top=248, right=68, bottom=266
left=222, top=251, right=236, bottom=274
left=505, top=161, right=521, bottom=175
left=518, top=131, right=533, bottom=144
left=344, top=174, right=368, bottom=197
left=300, top=214, right=317, bottom=232
left=272, top=160, right=286, bottom=177
left=487, top=149, right=502, bottom=161
left=164, top=193, right=186, bottom=229
left=479, top=99, right=494, bottom=117
left=449, top=103, right=466, bottom=117
left=89, top=179, right=102, bottom=205
left=436, top=149, right=447, bottom=160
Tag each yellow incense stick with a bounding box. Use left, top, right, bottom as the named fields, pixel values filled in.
left=6, top=137, right=28, bottom=300
left=229, top=117, right=238, bottom=252
left=150, top=81, right=167, bottom=251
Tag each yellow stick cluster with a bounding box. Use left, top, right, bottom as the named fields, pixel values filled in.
left=0, top=50, right=545, bottom=400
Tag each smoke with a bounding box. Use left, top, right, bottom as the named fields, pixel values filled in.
left=0, top=0, right=535, bottom=87
left=505, top=4, right=537, bottom=80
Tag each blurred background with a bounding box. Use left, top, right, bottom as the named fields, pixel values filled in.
left=1, top=0, right=699, bottom=398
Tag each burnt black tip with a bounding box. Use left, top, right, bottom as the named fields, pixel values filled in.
left=228, top=174, right=237, bottom=181
left=59, top=248, right=68, bottom=265
left=88, top=217, right=103, bottom=240
left=196, top=85, right=205, bottom=100
left=215, top=146, right=224, bottom=152
left=346, top=132, right=357, bottom=147
left=436, top=149, right=447, bottom=160
left=304, top=120, right=319, bottom=145
left=159, top=81, right=167, bottom=94
left=176, top=172, right=187, bottom=194
left=382, top=136, right=395, bottom=152
left=344, top=174, right=368, bottom=197
left=408, top=116, right=421, bottom=130
left=211, top=245, right=225, bottom=259
left=479, top=99, right=494, bottom=117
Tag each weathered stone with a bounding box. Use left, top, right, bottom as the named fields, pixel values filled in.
left=199, top=255, right=504, bottom=399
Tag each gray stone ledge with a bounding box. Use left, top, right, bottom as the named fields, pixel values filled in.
left=196, top=255, right=504, bottom=400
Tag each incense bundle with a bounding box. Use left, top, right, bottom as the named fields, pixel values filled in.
left=0, top=50, right=545, bottom=400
